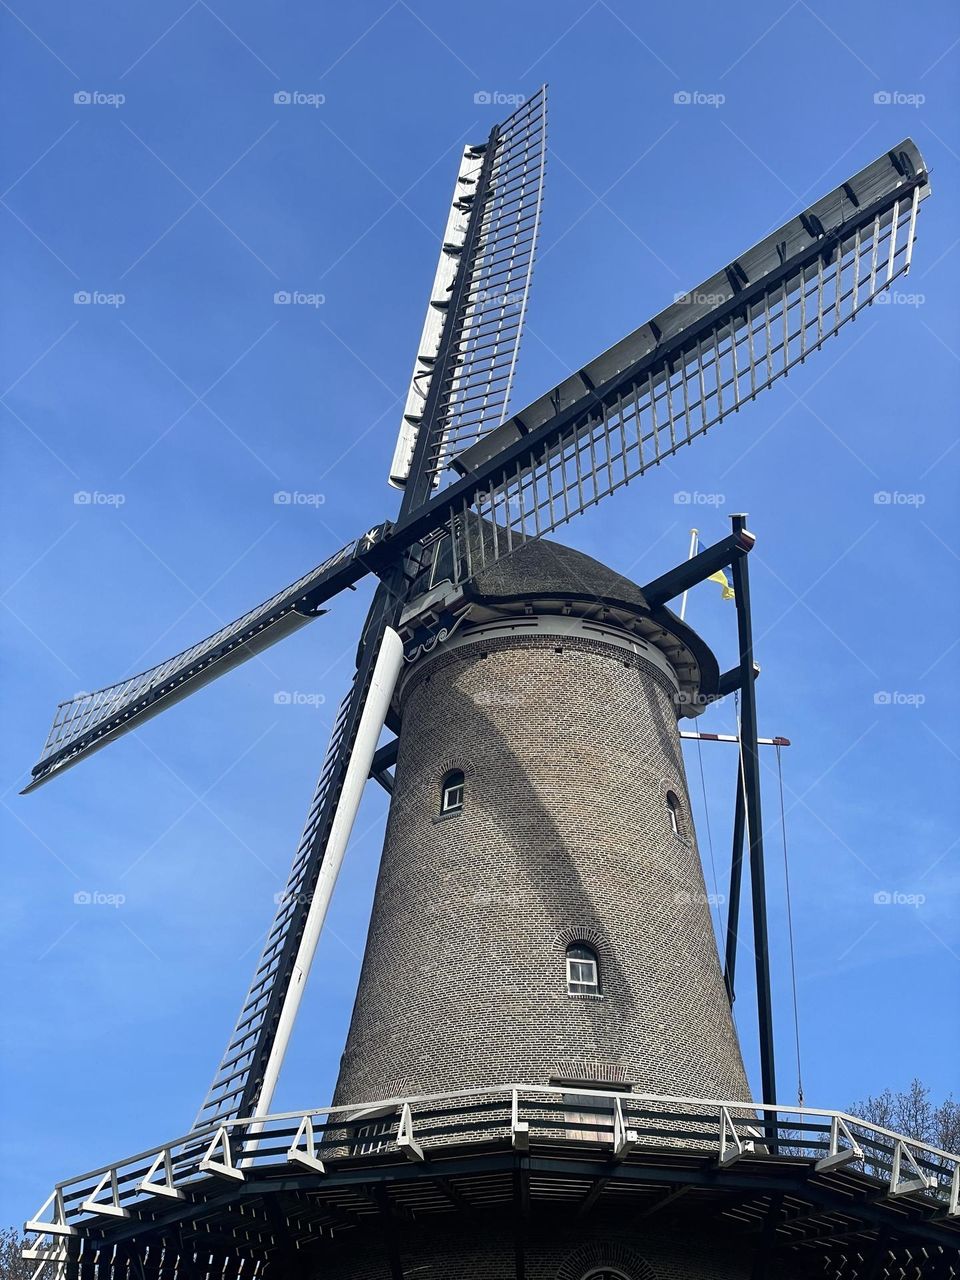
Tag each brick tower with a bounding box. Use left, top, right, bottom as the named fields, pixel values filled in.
left=324, top=537, right=770, bottom=1278
left=334, top=537, right=749, bottom=1110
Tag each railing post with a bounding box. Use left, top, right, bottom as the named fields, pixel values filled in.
left=199, top=1126, right=245, bottom=1182
left=718, top=1106, right=744, bottom=1166
left=611, top=1095, right=637, bottom=1160
left=511, top=1089, right=530, bottom=1151
left=287, top=1114, right=326, bottom=1173
left=815, top=1114, right=862, bottom=1172
left=397, top=1102, right=425, bottom=1162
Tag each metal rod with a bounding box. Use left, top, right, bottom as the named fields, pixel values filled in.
left=904, top=186, right=920, bottom=274
left=723, top=758, right=746, bottom=1007
left=885, top=198, right=900, bottom=283
left=728, top=514, right=778, bottom=1136
left=678, top=528, right=698, bottom=622
left=642, top=530, right=753, bottom=607
left=680, top=732, right=790, bottom=747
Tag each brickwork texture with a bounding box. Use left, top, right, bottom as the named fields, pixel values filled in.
left=333, top=619, right=751, bottom=1109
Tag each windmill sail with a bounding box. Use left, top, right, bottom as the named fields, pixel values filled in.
left=405, top=141, right=929, bottom=582
left=23, top=527, right=389, bottom=793
left=389, top=87, right=547, bottom=487
left=194, top=623, right=404, bottom=1130
left=24, top=141, right=927, bottom=795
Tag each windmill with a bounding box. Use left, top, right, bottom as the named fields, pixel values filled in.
left=24, top=92, right=958, bottom=1279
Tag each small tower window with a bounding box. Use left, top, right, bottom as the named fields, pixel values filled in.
left=566, top=942, right=600, bottom=995
left=666, top=790, right=681, bottom=836
left=440, top=769, right=464, bottom=814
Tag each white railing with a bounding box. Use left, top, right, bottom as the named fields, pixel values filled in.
left=24, top=1084, right=960, bottom=1276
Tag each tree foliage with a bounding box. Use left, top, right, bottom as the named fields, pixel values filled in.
left=849, top=1077, right=959, bottom=1151
left=0, top=1228, right=30, bottom=1280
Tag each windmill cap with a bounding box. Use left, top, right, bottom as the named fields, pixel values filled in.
left=409, top=531, right=720, bottom=715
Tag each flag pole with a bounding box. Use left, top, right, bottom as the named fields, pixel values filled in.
left=678, top=528, right=698, bottom=621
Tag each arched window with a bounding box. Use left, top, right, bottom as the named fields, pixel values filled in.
left=440, top=769, right=464, bottom=814
left=566, top=942, right=600, bottom=995
left=666, top=789, right=681, bottom=836
left=581, top=1271, right=631, bottom=1280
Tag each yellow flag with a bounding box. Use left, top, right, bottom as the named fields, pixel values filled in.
left=708, top=567, right=735, bottom=601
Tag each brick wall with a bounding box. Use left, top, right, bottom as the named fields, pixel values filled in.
left=333, top=624, right=750, bottom=1109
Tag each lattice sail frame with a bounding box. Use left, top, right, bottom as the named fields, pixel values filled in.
left=422, top=144, right=928, bottom=583
left=23, top=529, right=387, bottom=793
left=389, top=88, right=547, bottom=486
left=193, top=685, right=356, bottom=1130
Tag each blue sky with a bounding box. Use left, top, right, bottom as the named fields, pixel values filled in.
left=2, top=0, right=958, bottom=1228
